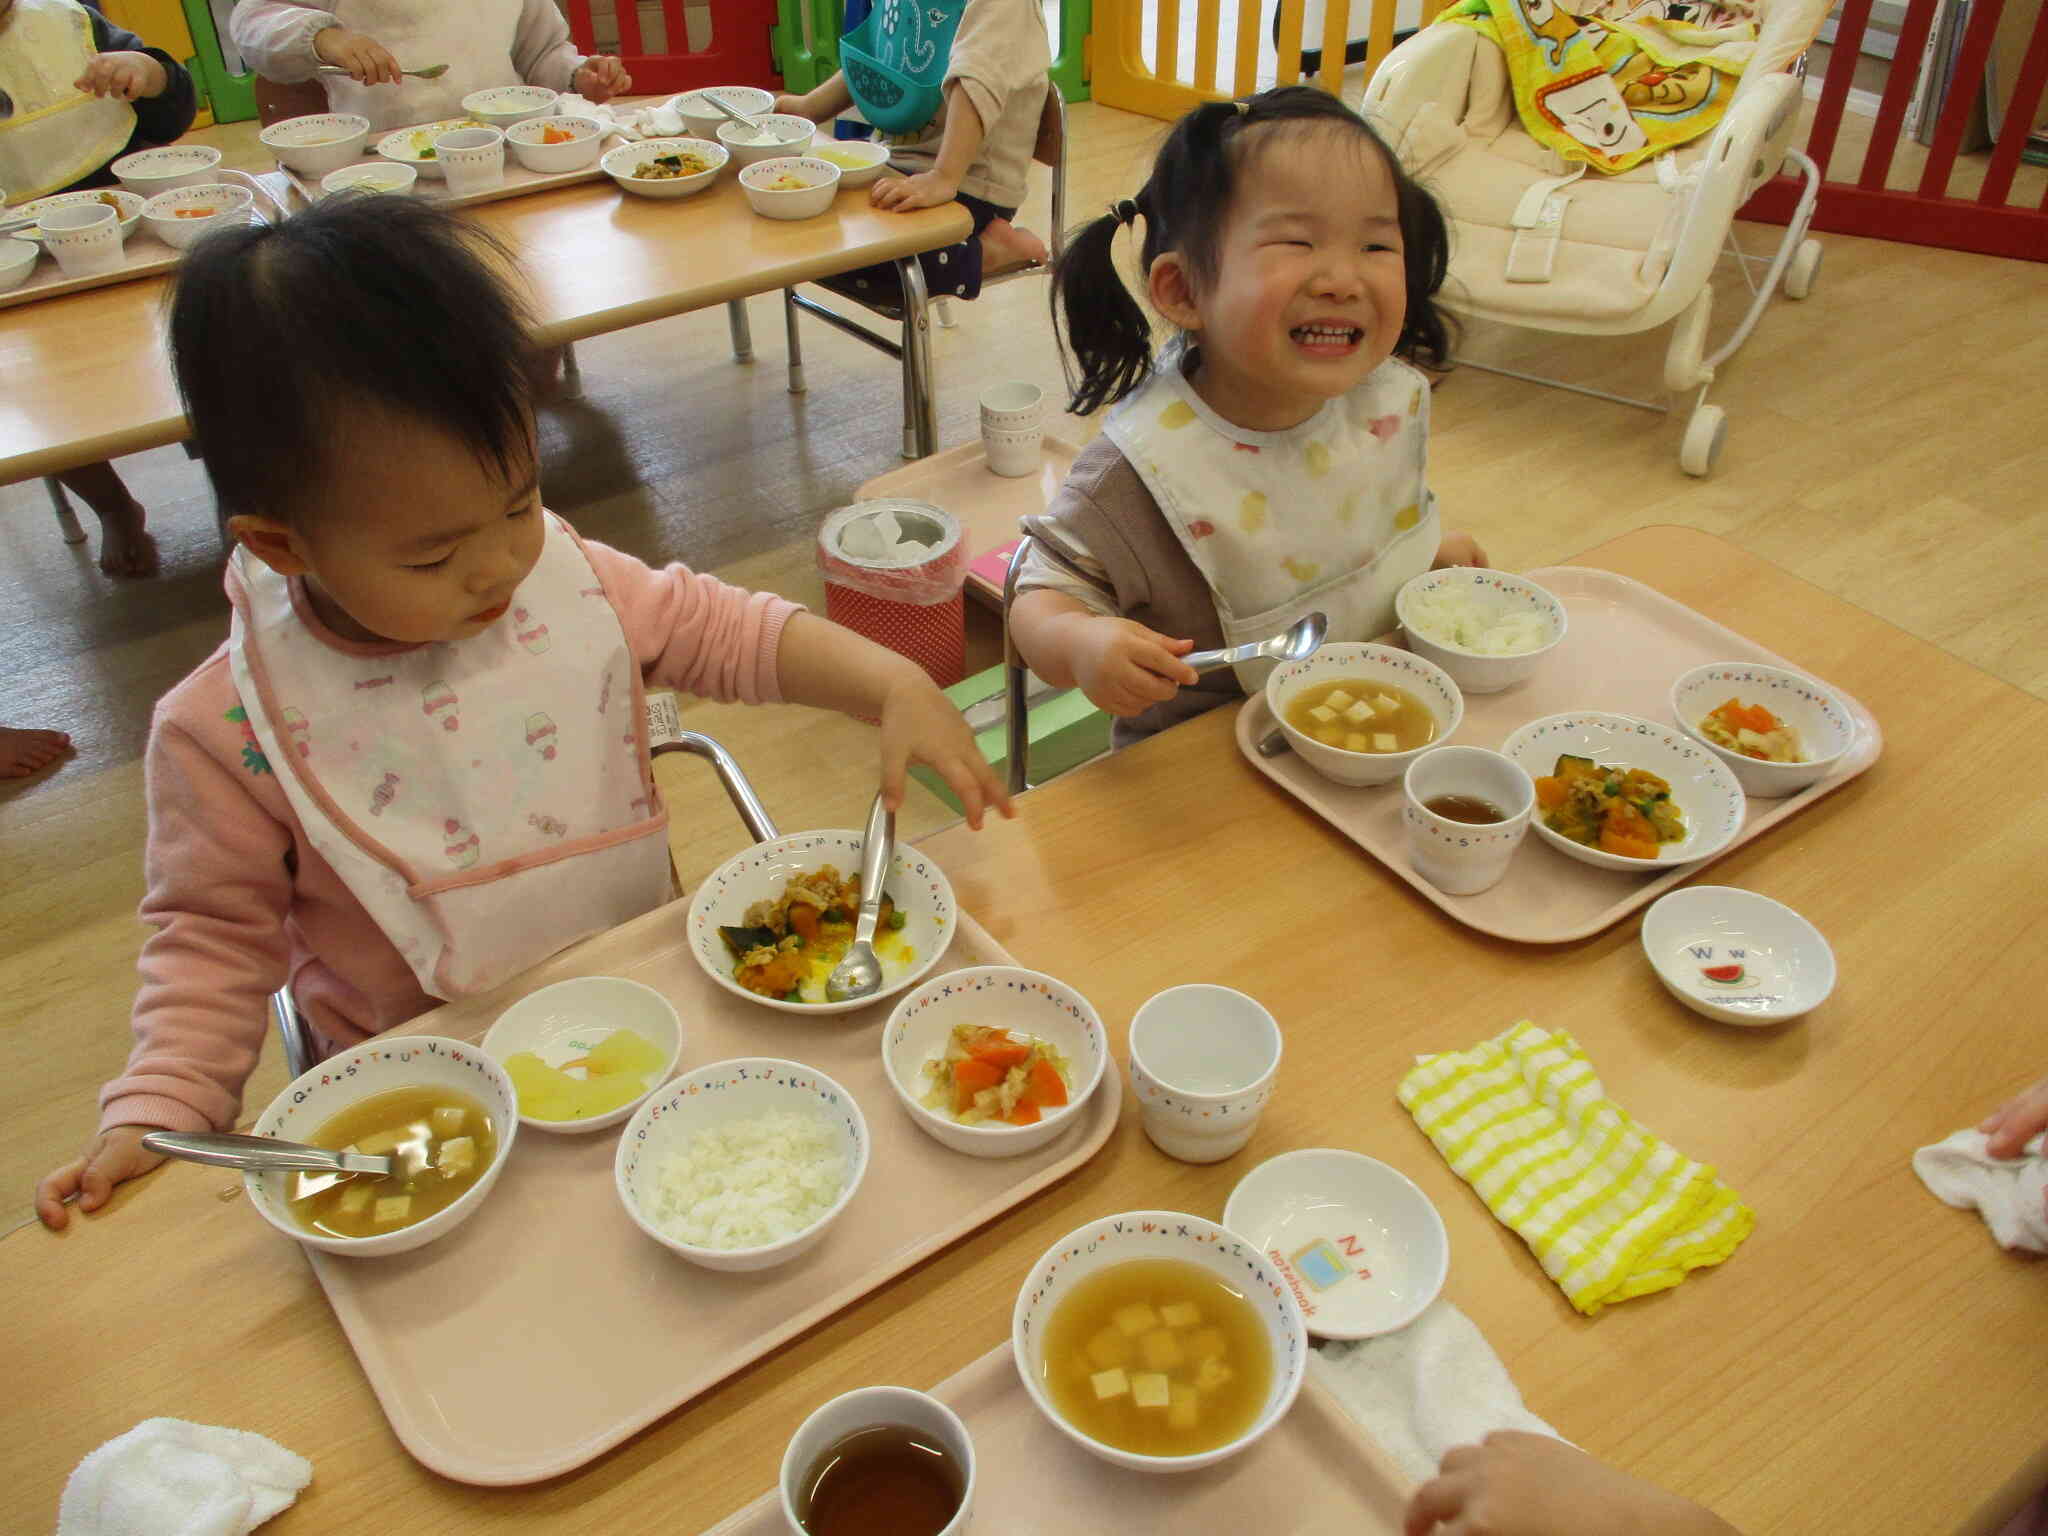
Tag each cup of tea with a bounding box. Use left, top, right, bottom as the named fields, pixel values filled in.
left=780, top=1385, right=974, bottom=1535
left=1401, top=745, right=1535, bottom=896
left=1127, top=984, right=1282, bottom=1163
left=978, top=381, right=1043, bottom=478
left=433, top=126, right=507, bottom=195
left=39, top=201, right=124, bottom=278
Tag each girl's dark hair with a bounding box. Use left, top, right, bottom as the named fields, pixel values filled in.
left=1052, top=85, right=1452, bottom=415
left=168, top=195, right=537, bottom=524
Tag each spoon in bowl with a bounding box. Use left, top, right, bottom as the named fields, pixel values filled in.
left=141, top=1129, right=398, bottom=1178
left=1182, top=610, right=1327, bottom=675
left=697, top=92, right=770, bottom=130
left=316, top=62, right=450, bottom=80
left=824, top=790, right=895, bottom=1004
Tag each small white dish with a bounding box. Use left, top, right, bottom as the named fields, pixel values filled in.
left=1502, top=710, right=1746, bottom=872
left=480, top=975, right=683, bottom=1134
left=739, top=155, right=841, bottom=220
left=614, top=1056, right=869, bottom=1272
left=675, top=84, right=776, bottom=140
left=1670, top=661, right=1858, bottom=798
left=882, top=966, right=1108, bottom=1158
left=140, top=182, right=255, bottom=251
left=686, top=828, right=956, bottom=1016
left=461, top=84, right=559, bottom=129
left=245, top=1035, right=520, bottom=1258
left=36, top=202, right=123, bottom=276
left=504, top=114, right=608, bottom=174
left=1639, top=885, right=1837, bottom=1026
left=1223, top=1149, right=1449, bottom=1339
left=716, top=112, right=817, bottom=169
left=1012, top=1209, right=1308, bottom=1474
left=600, top=136, right=726, bottom=199
left=259, top=112, right=372, bottom=177
left=1266, top=640, right=1464, bottom=788
left=9, top=188, right=144, bottom=244
left=0, top=235, right=39, bottom=291
left=321, top=161, right=418, bottom=197
left=375, top=117, right=477, bottom=179
left=806, top=136, right=892, bottom=188
left=110, top=143, right=221, bottom=194
left=1396, top=567, right=1568, bottom=695
left=780, top=1387, right=975, bottom=1535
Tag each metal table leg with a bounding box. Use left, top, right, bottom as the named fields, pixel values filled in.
left=893, top=255, right=936, bottom=459
left=45, top=478, right=86, bottom=545
left=727, top=298, right=753, bottom=362
left=783, top=289, right=806, bottom=395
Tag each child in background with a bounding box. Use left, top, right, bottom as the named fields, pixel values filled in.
left=229, top=0, right=630, bottom=133
left=34, top=197, right=1008, bottom=1229
left=772, top=0, right=1049, bottom=307
left=0, top=0, right=198, bottom=584
left=1008, top=87, right=1486, bottom=746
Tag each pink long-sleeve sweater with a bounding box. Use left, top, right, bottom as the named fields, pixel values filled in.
left=99, top=531, right=798, bottom=1137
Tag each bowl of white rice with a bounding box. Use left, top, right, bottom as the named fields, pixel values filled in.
left=614, top=1055, right=868, bottom=1271
left=1395, top=568, right=1567, bottom=695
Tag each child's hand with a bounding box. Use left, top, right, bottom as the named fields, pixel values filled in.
left=573, top=56, right=632, bottom=102
left=1406, top=1432, right=1741, bottom=1536
left=75, top=50, right=169, bottom=101
left=1980, top=1075, right=2048, bottom=1158
left=772, top=93, right=806, bottom=117
left=871, top=169, right=960, bottom=212
left=1073, top=618, right=1200, bottom=719
left=313, top=28, right=402, bottom=86
left=877, top=672, right=1014, bottom=830
left=1433, top=529, right=1489, bottom=568
left=35, top=1126, right=166, bottom=1231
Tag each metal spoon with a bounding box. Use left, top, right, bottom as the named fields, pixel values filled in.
left=316, top=62, right=450, bottom=80
left=697, top=92, right=769, bottom=130
left=1183, top=611, right=1327, bottom=675
left=141, top=1129, right=395, bottom=1178
left=824, top=791, right=895, bottom=1004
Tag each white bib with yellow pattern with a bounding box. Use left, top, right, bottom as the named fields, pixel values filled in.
left=0, top=0, right=136, bottom=203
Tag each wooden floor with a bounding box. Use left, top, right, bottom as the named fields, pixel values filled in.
left=1, top=98, right=2044, bottom=1236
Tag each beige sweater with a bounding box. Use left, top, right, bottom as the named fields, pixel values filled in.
left=882, top=0, right=1050, bottom=208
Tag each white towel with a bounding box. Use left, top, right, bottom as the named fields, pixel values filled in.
left=57, top=1419, right=312, bottom=1536
left=553, top=94, right=685, bottom=141
left=1913, top=1131, right=2048, bottom=1254
left=1308, top=1298, right=1564, bottom=1486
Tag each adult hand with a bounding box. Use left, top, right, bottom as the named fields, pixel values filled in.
left=871, top=169, right=959, bottom=212
left=1433, top=528, right=1489, bottom=568
left=35, top=1125, right=166, bottom=1231
left=877, top=673, right=1014, bottom=830
left=573, top=56, right=632, bottom=102
left=1980, top=1075, right=2048, bottom=1158
left=312, top=27, right=401, bottom=87
left=1072, top=618, right=1199, bottom=719
left=75, top=50, right=168, bottom=101
left=1406, top=1432, right=1741, bottom=1536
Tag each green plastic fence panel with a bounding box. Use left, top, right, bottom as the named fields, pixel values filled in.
left=773, top=0, right=1090, bottom=102
left=179, top=0, right=256, bottom=123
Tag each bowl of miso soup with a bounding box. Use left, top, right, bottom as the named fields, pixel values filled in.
left=1012, top=1210, right=1307, bottom=1473
left=1266, top=641, right=1464, bottom=787
left=244, top=1034, right=519, bottom=1257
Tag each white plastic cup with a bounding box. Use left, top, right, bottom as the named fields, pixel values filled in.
left=979, top=381, right=1043, bottom=477
left=1128, top=984, right=1282, bottom=1163
left=1401, top=745, right=1535, bottom=896
left=779, top=1386, right=975, bottom=1535
left=434, top=127, right=506, bottom=195
left=40, top=202, right=124, bottom=277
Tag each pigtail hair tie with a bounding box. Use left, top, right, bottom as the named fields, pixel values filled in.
left=1110, top=198, right=1139, bottom=226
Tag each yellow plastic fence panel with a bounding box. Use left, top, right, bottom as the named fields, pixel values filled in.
left=96, top=0, right=212, bottom=126
left=1093, top=0, right=1406, bottom=120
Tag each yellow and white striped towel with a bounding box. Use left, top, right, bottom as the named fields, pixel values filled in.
left=1398, top=1020, right=1753, bottom=1316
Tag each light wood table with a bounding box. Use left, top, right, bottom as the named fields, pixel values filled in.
left=0, top=176, right=970, bottom=484
left=6, top=528, right=2044, bottom=1535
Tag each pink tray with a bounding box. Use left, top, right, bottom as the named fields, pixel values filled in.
left=705, top=1345, right=1413, bottom=1534
left=308, top=903, right=1119, bottom=1485
left=273, top=139, right=608, bottom=213
left=1234, top=564, right=1883, bottom=943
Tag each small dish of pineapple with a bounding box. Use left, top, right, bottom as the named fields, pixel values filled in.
left=482, top=976, right=684, bottom=1134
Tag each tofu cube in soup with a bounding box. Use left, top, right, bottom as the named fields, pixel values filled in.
left=1114, top=1303, right=1159, bottom=1337
left=1373, top=733, right=1397, bottom=752
left=1188, top=1327, right=1226, bottom=1362
left=1325, top=690, right=1355, bottom=710
left=435, top=1136, right=476, bottom=1178
left=373, top=1194, right=412, bottom=1226
left=1345, top=732, right=1371, bottom=752
left=337, top=1181, right=375, bottom=1215
left=430, top=1106, right=467, bottom=1138
left=1309, top=704, right=1338, bottom=725
left=1132, top=1373, right=1171, bottom=1410
left=1343, top=700, right=1374, bottom=725
left=1161, top=1303, right=1200, bottom=1328
left=1168, top=1383, right=1200, bottom=1431
left=354, top=1127, right=406, bottom=1157
left=1087, top=1326, right=1134, bottom=1369
left=1140, top=1329, right=1185, bottom=1372
left=1091, top=1368, right=1130, bottom=1401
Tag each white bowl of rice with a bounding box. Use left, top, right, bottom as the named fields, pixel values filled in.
left=614, top=1056, right=868, bottom=1272
left=1396, top=568, right=1567, bottom=695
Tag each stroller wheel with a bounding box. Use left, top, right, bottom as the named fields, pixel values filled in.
left=1784, top=239, right=1822, bottom=300
left=1680, top=405, right=1727, bottom=478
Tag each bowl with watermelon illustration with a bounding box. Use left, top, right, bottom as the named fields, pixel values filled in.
left=1639, top=886, right=1836, bottom=1026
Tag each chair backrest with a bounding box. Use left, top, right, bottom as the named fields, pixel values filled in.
left=254, top=76, right=329, bottom=128
left=1036, top=87, right=1068, bottom=267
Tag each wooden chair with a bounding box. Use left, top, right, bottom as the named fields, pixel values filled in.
left=779, top=87, right=1068, bottom=459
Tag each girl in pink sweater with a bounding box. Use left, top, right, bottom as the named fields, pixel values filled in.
left=35, top=196, right=1008, bottom=1230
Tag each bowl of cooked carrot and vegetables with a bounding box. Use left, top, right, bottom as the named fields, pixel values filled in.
left=1502, top=711, right=1744, bottom=872
left=1669, top=662, right=1857, bottom=798
left=505, top=114, right=608, bottom=174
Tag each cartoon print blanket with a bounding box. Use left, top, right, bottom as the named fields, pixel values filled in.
left=1440, top=0, right=1757, bottom=173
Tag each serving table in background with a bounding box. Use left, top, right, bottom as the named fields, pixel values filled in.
left=4, top=528, right=2044, bottom=1535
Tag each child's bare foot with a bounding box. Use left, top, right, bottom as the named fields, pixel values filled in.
left=978, top=218, right=1048, bottom=274
left=1, top=726, right=72, bottom=778
left=95, top=500, right=160, bottom=579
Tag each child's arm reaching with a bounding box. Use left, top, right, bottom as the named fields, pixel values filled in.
left=1405, top=1432, right=1742, bottom=1536
left=1434, top=529, right=1489, bottom=568
left=871, top=80, right=983, bottom=212
left=1981, top=1075, right=2048, bottom=1158
left=775, top=73, right=854, bottom=122
left=1010, top=590, right=1200, bottom=720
